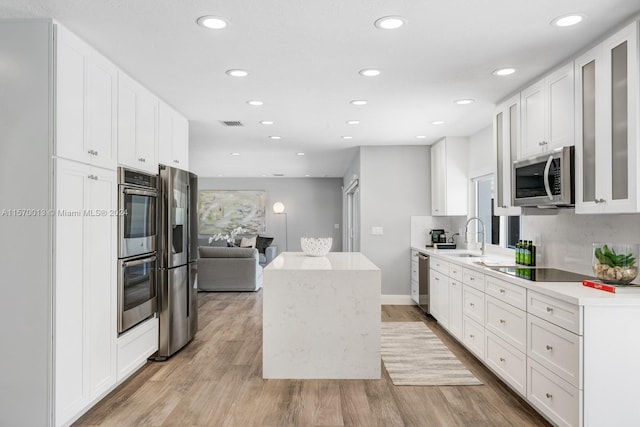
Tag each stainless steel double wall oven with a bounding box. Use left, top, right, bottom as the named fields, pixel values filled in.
left=117, top=167, right=158, bottom=334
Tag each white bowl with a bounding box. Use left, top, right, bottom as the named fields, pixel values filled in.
left=300, top=237, right=332, bottom=257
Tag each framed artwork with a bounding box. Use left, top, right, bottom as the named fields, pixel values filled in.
left=198, top=190, right=266, bottom=235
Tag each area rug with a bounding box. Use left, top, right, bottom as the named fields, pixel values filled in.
left=380, top=322, right=482, bottom=386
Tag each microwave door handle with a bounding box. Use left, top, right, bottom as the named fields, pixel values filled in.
left=543, top=155, right=554, bottom=200
left=122, top=254, right=157, bottom=268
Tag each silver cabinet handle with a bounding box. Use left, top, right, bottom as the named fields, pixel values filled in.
left=87, top=174, right=98, bottom=181
left=173, top=159, right=179, bottom=164
left=469, top=302, right=475, bottom=307
left=546, top=393, right=553, bottom=399
left=469, top=334, right=475, bottom=339
left=499, top=289, right=506, bottom=294
left=546, top=307, right=553, bottom=313
left=138, top=157, right=146, bottom=162
left=546, top=345, right=553, bottom=351
left=595, top=198, right=606, bottom=204
left=470, top=277, right=475, bottom=281
left=499, top=319, right=506, bottom=324
left=499, top=357, right=505, bottom=362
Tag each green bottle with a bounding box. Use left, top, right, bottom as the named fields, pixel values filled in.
left=524, top=241, right=532, bottom=266
left=516, top=240, right=522, bottom=264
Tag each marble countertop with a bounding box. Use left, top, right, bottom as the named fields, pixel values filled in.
left=411, top=246, right=640, bottom=306
left=265, top=252, right=380, bottom=271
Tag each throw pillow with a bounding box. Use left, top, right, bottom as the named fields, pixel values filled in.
left=255, top=235, right=274, bottom=254
left=240, top=236, right=257, bottom=248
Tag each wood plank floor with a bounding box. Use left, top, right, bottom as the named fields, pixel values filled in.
left=75, top=291, right=550, bottom=426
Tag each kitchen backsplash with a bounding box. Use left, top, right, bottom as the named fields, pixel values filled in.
left=522, top=210, right=640, bottom=276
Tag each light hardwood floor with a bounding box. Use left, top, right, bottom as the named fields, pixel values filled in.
left=75, top=291, right=550, bottom=426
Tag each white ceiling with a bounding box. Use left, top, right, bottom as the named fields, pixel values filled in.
left=2, top=1, right=640, bottom=178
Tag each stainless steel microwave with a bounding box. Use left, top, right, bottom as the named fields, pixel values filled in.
left=512, top=146, right=575, bottom=207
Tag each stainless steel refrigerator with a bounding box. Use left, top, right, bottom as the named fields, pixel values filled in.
left=156, top=165, right=198, bottom=359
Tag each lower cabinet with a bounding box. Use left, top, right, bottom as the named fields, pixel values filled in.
left=55, top=158, right=117, bottom=426
left=117, top=317, right=159, bottom=381
left=410, top=250, right=419, bottom=304
left=448, top=279, right=463, bottom=339
left=485, top=331, right=527, bottom=396
left=429, top=269, right=449, bottom=328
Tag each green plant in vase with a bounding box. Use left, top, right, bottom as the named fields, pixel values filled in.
left=593, top=244, right=638, bottom=284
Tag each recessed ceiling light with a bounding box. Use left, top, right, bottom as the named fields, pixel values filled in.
left=350, top=100, right=368, bottom=106
left=260, top=120, right=274, bottom=125
left=492, top=68, right=516, bottom=76
left=296, top=152, right=305, bottom=156
left=455, top=99, right=475, bottom=105
left=431, top=120, right=445, bottom=125
left=359, top=69, right=381, bottom=77
left=196, top=16, right=229, bottom=30
left=374, top=16, right=407, bottom=30
left=269, top=136, right=281, bottom=140
left=346, top=120, right=360, bottom=125
left=552, top=14, right=584, bottom=27
left=304, top=174, right=311, bottom=177
left=226, top=69, right=248, bottom=77
left=416, top=135, right=427, bottom=139
left=342, top=136, right=353, bottom=139
left=247, top=100, right=263, bottom=106
left=230, top=152, right=240, bottom=156
left=217, top=174, right=223, bottom=177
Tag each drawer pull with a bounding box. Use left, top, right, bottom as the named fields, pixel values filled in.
left=546, top=307, right=554, bottom=313
left=546, top=345, right=553, bottom=351
left=470, top=277, right=475, bottom=281
left=138, top=157, right=146, bottom=162
left=499, top=357, right=505, bottom=362
left=499, top=319, right=506, bottom=324
left=452, top=269, right=457, bottom=273
left=499, top=289, right=506, bottom=294
left=469, top=334, right=475, bottom=339
left=545, top=393, right=553, bottom=399
left=469, top=302, right=475, bottom=307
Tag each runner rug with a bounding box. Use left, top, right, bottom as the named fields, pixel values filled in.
left=380, top=322, right=482, bottom=386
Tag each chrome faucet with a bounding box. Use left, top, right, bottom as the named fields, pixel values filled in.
left=464, top=217, right=486, bottom=255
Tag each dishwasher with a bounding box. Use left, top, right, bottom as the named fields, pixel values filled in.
left=418, top=253, right=430, bottom=314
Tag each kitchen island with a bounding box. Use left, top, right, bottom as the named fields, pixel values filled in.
left=262, top=252, right=381, bottom=379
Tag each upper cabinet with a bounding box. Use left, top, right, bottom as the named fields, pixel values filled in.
left=56, top=26, right=117, bottom=170
left=493, top=94, right=521, bottom=216
left=519, top=62, right=574, bottom=160
left=575, top=22, right=639, bottom=214
left=431, top=137, right=468, bottom=216
left=117, top=73, right=159, bottom=174
left=158, top=101, right=189, bottom=170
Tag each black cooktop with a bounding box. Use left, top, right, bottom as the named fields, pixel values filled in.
left=494, top=267, right=595, bottom=282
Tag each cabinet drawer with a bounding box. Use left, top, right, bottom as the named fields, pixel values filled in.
left=485, top=296, right=527, bottom=353
left=463, top=268, right=485, bottom=291
left=449, top=263, right=463, bottom=281
left=485, top=275, right=527, bottom=310
left=528, top=314, right=582, bottom=388
left=462, top=284, right=484, bottom=325
left=528, top=290, right=582, bottom=334
left=431, top=257, right=449, bottom=275
left=410, top=280, right=419, bottom=303
left=527, top=358, right=581, bottom=427
left=462, top=316, right=485, bottom=360
left=485, top=331, right=526, bottom=396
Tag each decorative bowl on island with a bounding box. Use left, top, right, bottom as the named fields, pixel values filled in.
left=301, top=237, right=332, bottom=257
left=592, top=243, right=638, bottom=285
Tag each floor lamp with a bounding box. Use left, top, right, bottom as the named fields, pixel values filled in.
left=273, top=202, right=288, bottom=251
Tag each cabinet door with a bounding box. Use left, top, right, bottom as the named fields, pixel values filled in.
left=430, top=140, right=446, bottom=215
left=520, top=80, right=545, bottom=159
left=448, top=279, right=463, bottom=340
left=429, top=269, right=441, bottom=320
left=575, top=22, right=638, bottom=214
left=86, top=167, right=117, bottom=399
left=86, top=54, right=117, bottom=169
left=159, top=102, right=189, bottom=170
left=56, top=27, right=89, bottom=164
left=494, top=95, right=522, bottom=215
left=173, top=114, right=189, bottom=169
left=118, top=73, right=158, bottom=173
left=546, top=63, right=574, bottom=151
left=55, top=159, right=90, bottom=423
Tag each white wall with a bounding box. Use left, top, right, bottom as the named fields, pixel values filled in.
left=357, top=146, right=431, bottom=297
left=198, top=177, right=343, bottom=252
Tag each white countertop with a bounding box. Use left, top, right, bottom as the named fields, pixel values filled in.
left=411, top=246, right=640, bottom=306
left=265, top=252, right=380, bottom=272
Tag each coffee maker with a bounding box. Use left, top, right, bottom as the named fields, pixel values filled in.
left=428, top=229, right=447, bottom=247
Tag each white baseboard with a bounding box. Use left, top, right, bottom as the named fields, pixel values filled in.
left=380, top=295, right=415, bottom=305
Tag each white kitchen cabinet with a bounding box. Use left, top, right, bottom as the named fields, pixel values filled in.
left=55, top=158, right=116, bottom=426
left=118, top=72, right=158, bottom=174
left=429, top=269, right=449, bottom=327
left=493, top=94, right=522, bottom=215
left=448, top=278, right=463, bottom=339
left=55, top=25, right=117, bottom=170
left=430, top=137, right=468, bottom=216
left=574, top=22, right=639, bottom=214
left=519, top=62, right=574, bottom=160
left=159, top=100, right=189, bottom=170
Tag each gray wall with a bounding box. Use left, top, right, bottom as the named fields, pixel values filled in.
left=353, top=146, right=431, bottom=296
left=198, top=177, right=343, bottom=252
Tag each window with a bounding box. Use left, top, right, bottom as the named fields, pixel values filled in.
left=472, top=175, right=520, bottom=248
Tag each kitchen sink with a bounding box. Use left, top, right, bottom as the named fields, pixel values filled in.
left=448, top=253, right=483, bottom=258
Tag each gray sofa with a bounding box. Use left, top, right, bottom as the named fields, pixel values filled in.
left=198, top=247, right=263, bottom=292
